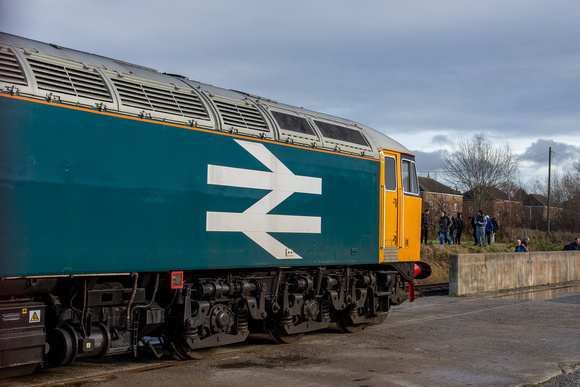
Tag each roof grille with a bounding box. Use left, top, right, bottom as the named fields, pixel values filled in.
left=27, top=58, right=112, bottom=101
left=0, top=47, right=27, bottom=85
left=213, top=99, right=268, bottom=131
left=314, top=120, right=369, bottom=147
left=112, top=78, right=209, bottom=120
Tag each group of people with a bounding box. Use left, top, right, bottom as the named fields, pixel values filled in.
left=421, top=208, right=498, bottom=247
left=421, top=209, right=465, bottom=246
left=563, top=238, right=580, bottom=251
left=516, top=237, right=579, bottom=252
left=471, top=210, right=499, bottom=247
left=421, top=208, right=579, bottom=252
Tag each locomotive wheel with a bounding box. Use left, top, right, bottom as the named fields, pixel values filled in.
left=336, top=313, right=387, bottom=333
left=46, top=325, right=79, bottom=366
left=169, top=339, right=217, bottom=360
left=268, top=326, right=304, bottom=344
left=335, top=318, right=368, bottom=333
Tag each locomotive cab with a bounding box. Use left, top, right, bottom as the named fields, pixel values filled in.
left=380, top=151, right=421, bottom=263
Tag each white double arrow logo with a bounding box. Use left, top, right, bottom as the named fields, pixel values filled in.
left=206, top=139, right=322, bottom=259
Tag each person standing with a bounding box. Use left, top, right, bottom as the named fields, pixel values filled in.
left=421, top=209, right=430, bottom=244
left=491, top=218, right=499, bottom=243
left=455, top=212, right=464, bottom=245
left=438, top=211, right=451, bottom=245
left=485, top=215, right=494, bottom=245
left=475, top=210, right=487, bottom=247
left=449, top=215, right=455, bottom=244
left=470, top=216, right=477, bottom=245
left=445, top=212, right=453, bottom=245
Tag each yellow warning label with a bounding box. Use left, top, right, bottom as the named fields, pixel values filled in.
left=22, top=308, right=27, bottom=314
left=29, top=310, right=41, bottom=323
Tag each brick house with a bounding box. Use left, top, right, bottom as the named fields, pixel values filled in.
left=463, top=187, right=522, bottom=229
left=521, top=193, right=562, bottom=229
left=521, top=194, right=547, bottom=227
left=418, top=177, right=463, bottom=230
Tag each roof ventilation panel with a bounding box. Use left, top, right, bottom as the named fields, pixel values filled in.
left=0, top=47, right=27, bottom=86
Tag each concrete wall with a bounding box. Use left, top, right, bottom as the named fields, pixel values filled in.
left=449, top=251, right=580, bottom=295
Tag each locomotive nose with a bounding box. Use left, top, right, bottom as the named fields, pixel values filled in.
left=414, top=261, right=432, bottom=279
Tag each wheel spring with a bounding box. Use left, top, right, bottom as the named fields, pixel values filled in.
left=278, top=315, right=293, bottom=329
left=237, top=308, right=249, bottom=332
left=321, top=299, right=330, bottom=320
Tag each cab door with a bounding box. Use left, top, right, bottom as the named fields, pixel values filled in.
left=380, top=151, right=402, bottom=262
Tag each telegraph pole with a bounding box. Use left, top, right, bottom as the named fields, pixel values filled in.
left=547, top=147, right=551, bottom=234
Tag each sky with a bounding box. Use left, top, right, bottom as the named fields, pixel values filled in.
left=1, top=0, right=579, bottom=192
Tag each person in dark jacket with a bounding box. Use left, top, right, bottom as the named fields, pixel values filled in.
left=421, top=209, right=430, bottom=244
left=491, top=218, right=499, bottom=242
left=522, top=237, right=529, bottom=249
left=438, top=211, right=452, bottom=245
left=563, top=238, right=580, bottom=250
left=485, top=215, right=494, bottom=245
left=448, top=214, right=454, bottom=244
left=470, top=216, right=477, bottom=245
left=454, top=212, right=464, bottom=244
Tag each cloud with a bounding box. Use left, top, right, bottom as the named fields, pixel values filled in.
left=431, top=135, right=449, bottom=145
left=520, top=139, right=580, bottom=167
left=2, top=0, right=580, bottom=185
left=413, top=150, right=445, bottom=175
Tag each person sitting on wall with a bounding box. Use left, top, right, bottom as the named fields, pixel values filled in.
left=563, top=238, right=580, bottom=251
left=522, top=237, right=530, bottom=249
left=515, top=239, right=529, bottom=252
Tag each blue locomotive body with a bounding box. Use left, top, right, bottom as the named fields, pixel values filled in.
left=0, top=95, right=379, bottom=276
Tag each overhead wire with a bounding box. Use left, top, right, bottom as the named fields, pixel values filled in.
left=517, top=151, right=548, bottom=162
left=551, top=150, right=580, bottom=165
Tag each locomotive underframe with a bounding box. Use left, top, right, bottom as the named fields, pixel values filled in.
left=0, top=262, right=415, bottom=375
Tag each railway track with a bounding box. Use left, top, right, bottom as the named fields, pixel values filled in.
left=414, top=282, right=449, bottom=297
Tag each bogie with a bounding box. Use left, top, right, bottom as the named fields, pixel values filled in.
left=0, top=264, right=412, bottom=374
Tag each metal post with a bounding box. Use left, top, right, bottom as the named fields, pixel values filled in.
left=547, top=147, right=551, bottom=234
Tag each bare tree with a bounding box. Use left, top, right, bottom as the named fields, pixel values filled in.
left=525, top=155, right=580, bottom=232
left=556, top=156, right=580, bottom=232
left=442, top=133, right=519, bottom=211
left=502, top=143, right=520, bottom=227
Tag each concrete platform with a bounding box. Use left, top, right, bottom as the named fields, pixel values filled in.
left=6, top=282, right=580, bottom=387
left=450, top=251, right=580, bottom=295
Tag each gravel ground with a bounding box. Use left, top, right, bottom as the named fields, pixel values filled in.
left=535, top=365, right=580, bottom=387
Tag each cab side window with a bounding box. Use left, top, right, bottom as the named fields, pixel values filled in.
left=402, top=160, right=419, bottom=194
left=384, top=156, right=396, bottom=191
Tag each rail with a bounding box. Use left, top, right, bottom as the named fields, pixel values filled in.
left=414, top=282, right=449, bottom=297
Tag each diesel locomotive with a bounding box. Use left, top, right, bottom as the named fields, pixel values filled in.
left=0, top=32, right=429, bottom=377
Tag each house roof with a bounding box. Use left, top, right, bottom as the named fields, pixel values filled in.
left=463, top=186, right=509, bottom=201
left=513, top=188, right=529, bottom=202
left=526, top=194, right=549, bottom=206
left=418, top=177, right=462, bottom=195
